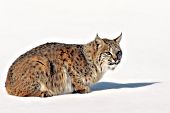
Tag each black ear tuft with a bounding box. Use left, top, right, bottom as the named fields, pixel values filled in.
left=96, top=33, right=99, bottom=38
left=114, top=32, right=122, bottom=43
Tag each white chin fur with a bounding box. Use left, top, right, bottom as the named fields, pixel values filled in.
left=108, top=64, right=117, bottom=70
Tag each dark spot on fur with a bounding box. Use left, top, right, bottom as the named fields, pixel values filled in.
left=87, top=50, right=91, bottom=53
left=41, top=71, right=44, bottom=75
left=47, top=49, right=50, bottom=53
left=36, top=71, right=39, bottom=75
left=54, top=83, right=57, bottom=87
left=77, top=71, right=80, bottom=74
left=76, top=57, right=80, bottom=61
left=44, top=54, right=47, bottom=57
left=68, top=55, right=71, bottom=59
left=49, top=61, right=56, bottom=76
left=9, top=69, right=12, bottom=72
left=38, top=67, right=42, bottom=71
left=45, top=72, right=48, bottom=77
left=66, top=47, right=70, bottom=50
left=70, top=50, right=74, bottom=56
left=35, top=63, right=39, bottom=66
left=76, top=66, right=79, bottom=70
left=69, top=72, right=73, bottom=76
left=68, top=63, right=71, bottom=66
left=63, top=59, right=67, bottom=62
left=80, top=69, right=83, bottom=73
left=58, top=49, right=64, bottom=56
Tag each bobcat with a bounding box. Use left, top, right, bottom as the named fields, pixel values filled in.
left=5, top=33, right=122, bottom=97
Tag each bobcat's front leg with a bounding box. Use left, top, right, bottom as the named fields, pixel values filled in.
left=72, top=77, right=90, bottom=94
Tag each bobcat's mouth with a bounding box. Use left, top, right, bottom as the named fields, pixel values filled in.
left=108, top=60, right=120, bottom=70
left=108, top=60, right=120, bottom=65
left=108, top=64, right=117, bottom=70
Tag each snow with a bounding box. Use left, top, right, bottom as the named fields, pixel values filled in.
left=1, top=0, right=170, bottom=113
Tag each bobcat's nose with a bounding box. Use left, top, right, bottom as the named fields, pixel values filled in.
left=116, top=51, right=122, bottom=60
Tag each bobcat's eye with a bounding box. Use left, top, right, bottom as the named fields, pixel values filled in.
left=100, top=52, right=112, bottom=61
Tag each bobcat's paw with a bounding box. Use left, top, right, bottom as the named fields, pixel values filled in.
left=75, top=87, right=91, bottom=94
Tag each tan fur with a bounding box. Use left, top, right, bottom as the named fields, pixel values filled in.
left=5, top=34, right=122, bottom=97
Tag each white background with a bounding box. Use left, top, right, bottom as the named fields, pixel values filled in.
left=0, top=0, right=170, bottom=113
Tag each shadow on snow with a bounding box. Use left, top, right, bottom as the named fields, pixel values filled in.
left=91, top=82, right=159, bottom=92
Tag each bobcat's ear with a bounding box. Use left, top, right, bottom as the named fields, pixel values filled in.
left=114, top=32, right=122, bottom=44
left=95, top=34, right=104, bottom=49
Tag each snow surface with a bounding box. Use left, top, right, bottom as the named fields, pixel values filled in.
left=0, top=0, right=170, bottom=113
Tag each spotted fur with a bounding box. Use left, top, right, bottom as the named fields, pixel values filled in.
left=5, top=33, right=122, bottom=97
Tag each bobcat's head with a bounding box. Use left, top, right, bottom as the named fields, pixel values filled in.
left=84, top=33, right=122, bottom=73
left=93, top=33, right=122, bottom=72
